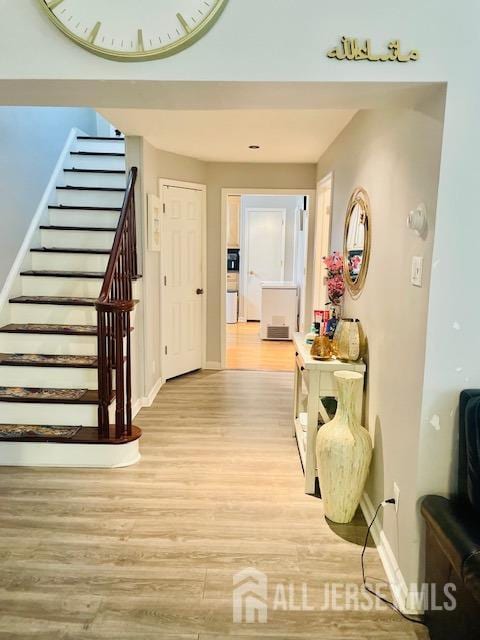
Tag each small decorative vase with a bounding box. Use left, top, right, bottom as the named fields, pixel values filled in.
left=316, top=371, right=372, bottom=524
left=333, top=318, right=364, bottom=362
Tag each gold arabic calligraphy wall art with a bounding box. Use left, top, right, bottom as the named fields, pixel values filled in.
left=327, top=37, right=420, bottom=63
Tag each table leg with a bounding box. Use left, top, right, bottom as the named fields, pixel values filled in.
left=293, top=362, right=301, bottom=436
left=305, top=369, right=320, bottom=494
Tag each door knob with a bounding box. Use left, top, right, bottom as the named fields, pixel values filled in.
left=196, top=288, right=204, bottom=295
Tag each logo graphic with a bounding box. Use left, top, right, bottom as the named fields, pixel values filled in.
left=233, top=568, right=268, bottom=623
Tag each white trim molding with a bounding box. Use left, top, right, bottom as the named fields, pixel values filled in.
left=360, top=492, right=423, bottom=616
left=205, top=361, right=222, bottom=370
left=220, top=188, right=316, bottom=369
left=0, top=439, right=140, bottom=468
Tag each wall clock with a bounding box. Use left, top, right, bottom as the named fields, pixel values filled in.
left=39, top=0, right=229, bottom=61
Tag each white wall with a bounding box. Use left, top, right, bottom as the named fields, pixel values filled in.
left=0, top=106, right=97, bottom=287
left=317, top=92, right=446, bottom=587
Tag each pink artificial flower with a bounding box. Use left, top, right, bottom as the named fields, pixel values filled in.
left=323, top=251, right=343, bottom=275
left=323, top=252, right=345, bottom=305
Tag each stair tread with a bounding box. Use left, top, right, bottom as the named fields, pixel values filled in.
left=0, top=353, right=97, bottom=368
left=70, top=151, right=125, bottom=157
left=0, top=424, right=141, bottom=444
left=0, top=323, right=97, bottom=336
left=48, top=205, right=122, bottom=211
left=76, top=136, right=125, bottom=141
left=40, top=225, right=116, bottom=232
left=65, top=169, right=126, bottom=174
left=0, top=387, right=102, bottom=404
left=31, top=247, right=110, bottom=255
left=20, top=270, right=105, bottom=279
left=58, top=186, right=125, bottom=192
left=10, top=296, right=97, bottom=307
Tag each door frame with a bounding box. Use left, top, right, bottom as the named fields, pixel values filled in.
left=311, top=172, right=334, bottom=317
left=220, top=188, right=316, bottom=369
left=158, top=178, right=207, bottom=380
left=242, top=207, right=287, bottom=322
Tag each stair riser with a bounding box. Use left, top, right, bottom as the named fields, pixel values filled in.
left=0, top=366, right=98, bottom=390
left=0, top=403, right=102, bottom=427
left=49, top=210, right=120, bottom=229
left=62, top=172, right=126, bottom=189
left=74, top=140, right=125, bottom=154
left=55, top=190, right=124, bottom=209
left=68, top=155, right=125, bottom=171
left=41, top=229, right=115, bottom=250
left=0, top=334, right=97, bottom=356
left=22, top=276, right=102, bottom=298
left=32, top=253, right=110, bottom=272
left=10, top=304, right=97, bottom=326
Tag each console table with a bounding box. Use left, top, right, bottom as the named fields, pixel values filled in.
left=293, top=332, right=366, bottom=494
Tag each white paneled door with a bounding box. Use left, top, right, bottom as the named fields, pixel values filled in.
left=162, top=185, right=204, bottom=380
left=245, top=208, right=286, bottom=321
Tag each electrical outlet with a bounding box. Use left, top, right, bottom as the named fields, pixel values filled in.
left=393, top=483, right=400, bottom=513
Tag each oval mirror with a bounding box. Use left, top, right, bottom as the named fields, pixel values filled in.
left=343, top=187, right=371, bottom=297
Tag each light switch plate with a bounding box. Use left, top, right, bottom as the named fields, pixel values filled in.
left=411, top=256, right=423, bottom=287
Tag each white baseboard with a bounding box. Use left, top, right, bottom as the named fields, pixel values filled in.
left=0, top=439, right=140, bottom=468
left=360, top=492, right=423, bottom=616
left=205, top=361, right=222, bottom=370
left=143, top=377, right=164, bottom=407
left=132, top=378, right=164, bottom=419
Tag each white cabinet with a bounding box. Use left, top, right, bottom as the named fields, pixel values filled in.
left=227, top=195, right=241, bottom=248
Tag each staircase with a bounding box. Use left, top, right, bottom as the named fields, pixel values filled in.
left=0, top=134, right=141, bottom=466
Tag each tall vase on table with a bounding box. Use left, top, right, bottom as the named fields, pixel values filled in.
left=316, top=371, right=372, bottom=523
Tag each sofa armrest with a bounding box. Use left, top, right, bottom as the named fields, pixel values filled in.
left=421, top=495, right=480, bottom=581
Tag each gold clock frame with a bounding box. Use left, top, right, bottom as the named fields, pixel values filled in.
left=38, top=0, right=229, bottom=62
left=343, top=187, right=371, bottom=299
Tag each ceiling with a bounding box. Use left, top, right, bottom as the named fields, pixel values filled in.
left=99, top=108, right=357, bottom=163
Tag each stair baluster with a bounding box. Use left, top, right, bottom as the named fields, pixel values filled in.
left=96, top=167, right=138, bottom=439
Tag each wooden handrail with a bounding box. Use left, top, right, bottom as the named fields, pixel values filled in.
left=95, top=167, right=139, bottom=439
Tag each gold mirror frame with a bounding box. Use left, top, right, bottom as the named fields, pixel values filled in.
left=343, top=187, right=371, bottom=298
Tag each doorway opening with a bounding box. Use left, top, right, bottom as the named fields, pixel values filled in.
left=312, top=173, right=334, bottom=312
left=222, top=189, right=316, bottom=372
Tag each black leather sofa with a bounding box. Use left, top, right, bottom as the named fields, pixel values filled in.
left=421, top=389, right=480, bottom=639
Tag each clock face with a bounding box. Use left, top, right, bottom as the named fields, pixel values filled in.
left=39, top=0, right=228, bottom=61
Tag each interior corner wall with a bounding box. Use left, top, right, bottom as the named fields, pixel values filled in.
left=127, top=136, right=207, bottom=398
left=206, top=163, right=317, bottom=365
left=0, top=106, right=97, bottom=288
left=316, top=91, right=446, bottom=587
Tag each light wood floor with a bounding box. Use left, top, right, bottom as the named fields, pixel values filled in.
left=226, top=321, right=295, bottom=372
left=0, top=370, right=428, bottom=639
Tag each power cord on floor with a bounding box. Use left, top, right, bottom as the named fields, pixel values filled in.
left=361, top=499, right=428, bottom=627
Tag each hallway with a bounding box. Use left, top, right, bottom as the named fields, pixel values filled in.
left=0, top=370, right=427, bottom=638
left=226, top=322, right=295, bottom=372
